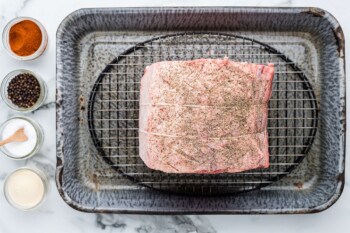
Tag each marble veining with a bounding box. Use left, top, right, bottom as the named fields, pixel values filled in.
left=0, top=0, right=349, bottom=232
left=96, top=215, right=216, bottom=233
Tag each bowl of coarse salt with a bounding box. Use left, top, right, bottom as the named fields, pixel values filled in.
left=0, top=116, right=44, bottom=159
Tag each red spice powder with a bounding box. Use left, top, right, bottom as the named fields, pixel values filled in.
left=9, top=20, right=42, bottom=57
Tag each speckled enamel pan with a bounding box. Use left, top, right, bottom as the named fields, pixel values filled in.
left=56, top=7, right=345, bottom=214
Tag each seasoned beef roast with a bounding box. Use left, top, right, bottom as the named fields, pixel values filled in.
left=139, top=58, right=274, bottom=173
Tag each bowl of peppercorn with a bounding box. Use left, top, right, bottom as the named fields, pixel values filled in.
left=1, top=69, right=47, bottom=112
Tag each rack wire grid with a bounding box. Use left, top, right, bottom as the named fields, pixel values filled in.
left=88, top=32, right=318, bottom=196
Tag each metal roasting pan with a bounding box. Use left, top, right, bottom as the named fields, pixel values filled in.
left=56, top=7, right=346, bottom=214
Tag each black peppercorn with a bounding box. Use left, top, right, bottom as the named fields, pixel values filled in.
left=7, top=73, right=41, bottom=108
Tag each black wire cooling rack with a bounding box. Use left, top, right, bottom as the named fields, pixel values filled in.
left=88, top=32, right=318, bottom=196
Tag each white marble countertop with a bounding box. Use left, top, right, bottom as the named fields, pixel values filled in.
left=0, top=0, right=349, bottom=232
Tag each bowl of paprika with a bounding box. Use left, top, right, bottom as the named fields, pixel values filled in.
left=2, top=17, right=48, bottom=60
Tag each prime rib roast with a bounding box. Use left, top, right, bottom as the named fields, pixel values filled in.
left=139, top=58, right=274, bottom=173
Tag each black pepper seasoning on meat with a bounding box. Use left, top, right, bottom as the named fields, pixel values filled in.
left=7, top=73, right=41, bottom=108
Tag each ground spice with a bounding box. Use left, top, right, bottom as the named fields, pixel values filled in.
left=7, top=73, right=41, bottom=108
left=9, top=20, right=42, bottom=56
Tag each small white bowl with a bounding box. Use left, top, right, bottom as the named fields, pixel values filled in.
left=2, top=17, right=48, bottom=60
left=0, top=116, right=44, bottom=160
left=4, top=167, right=49, bottom=211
